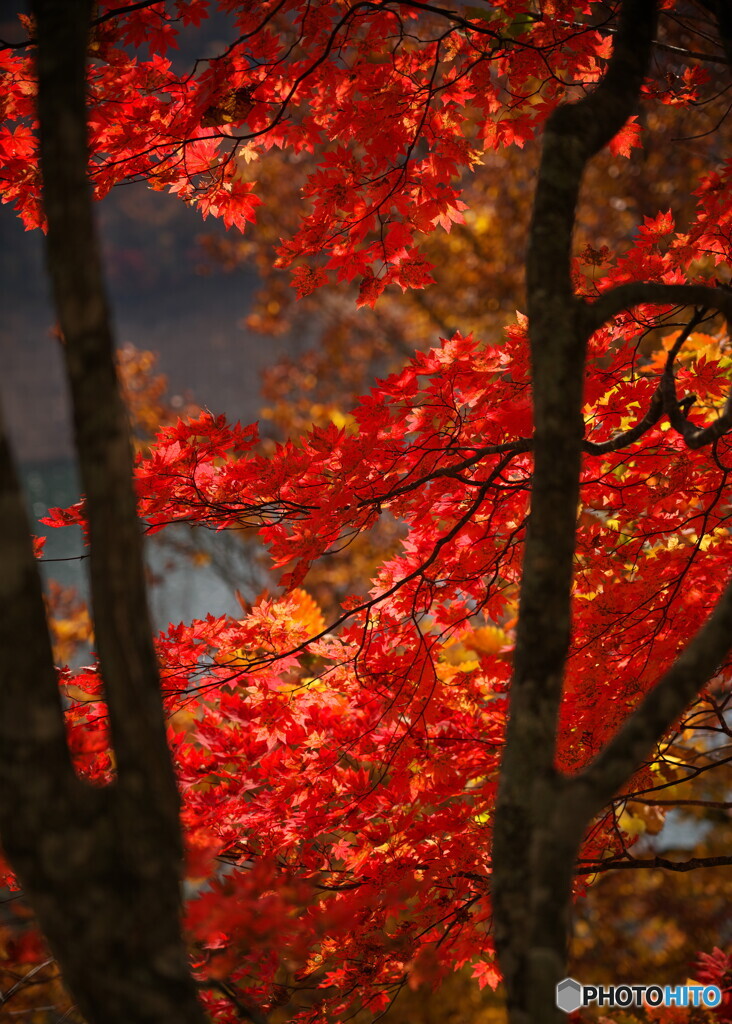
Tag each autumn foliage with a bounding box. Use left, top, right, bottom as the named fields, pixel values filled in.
left=2, top=2, right=732, bottom=1023
left=32, top=316, right=732, bottom=1018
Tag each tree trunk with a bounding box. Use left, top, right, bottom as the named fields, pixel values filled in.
left=493, top=4, right=657, bottom=1021
left=0, top=2, right=208, bottom=1020
left=493, top=2, right=732, bottom=1019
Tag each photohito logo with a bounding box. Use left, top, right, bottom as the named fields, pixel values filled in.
left=556, top=977, right=722, bottom=1014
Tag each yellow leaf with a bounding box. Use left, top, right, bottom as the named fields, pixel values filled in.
left=287, top=588, right=326, bottom=636
left=617, top=808, right=647, bottom=837
left=464, top=625, right=508, bottom=656
left=440, top=642, right=479, bottom=667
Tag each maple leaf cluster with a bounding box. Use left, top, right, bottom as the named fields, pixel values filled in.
left=3, top=1, right=732, bottom=1020
left=2, top=0, right=625, bottom=299
left=22, top=309, right=732, bottom=1017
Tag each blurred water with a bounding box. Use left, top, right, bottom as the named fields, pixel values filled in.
left=22, top=457, right=255, bottom=638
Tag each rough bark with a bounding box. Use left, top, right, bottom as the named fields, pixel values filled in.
left=493, top=5, right=732, bottom=1023
left=492, top=4, right=659, bottom=1022
left=0, top=1, right=207, bottom=1021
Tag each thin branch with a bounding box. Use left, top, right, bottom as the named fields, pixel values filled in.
left=697, top=1, right=732, bottom=68
left=0, top=959, right=57, bottom=1009
left=576, top=854, right=732, bottom=875
left=198, top=980, right=269, bottom=1024
left=556, top=15, right=729, bottom=66
left=626, top=797, right=732, bottom=809
left=1, top=0, right=166, bottom=50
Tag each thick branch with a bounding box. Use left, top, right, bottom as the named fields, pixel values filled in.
left=573, top=576, right=732, bottom=816
left=586, top=285, right=732, bottom=448
left=583, top=387, right=663, bottom=454
left=655, top=307, right=732, bottom=448
left=660, top=364, right=732, bottom=448
left=586, top=282, right=732, bottom=335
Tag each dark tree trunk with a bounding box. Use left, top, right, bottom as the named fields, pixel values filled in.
left=0, top=2, right=207, bottom=1021
left=492, top=2, right=732, bottom=1022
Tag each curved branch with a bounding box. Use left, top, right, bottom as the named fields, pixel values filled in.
left=661, top=366, right=732, bottom=449
left=586, top=286, right=732, bottom=449
left=585, top=282, right=732, bottom=336
left=583, top=387, right=663, bottom=454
